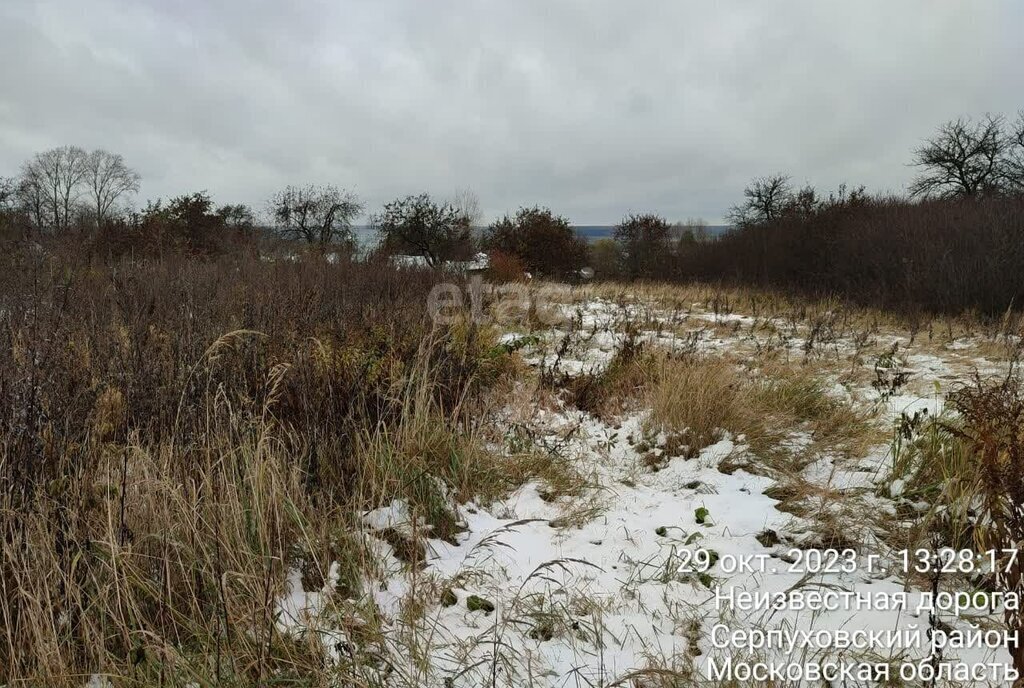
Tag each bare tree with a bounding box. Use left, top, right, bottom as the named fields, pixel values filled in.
left=15, top=175, right=48, bottom=231
left=0, top=177, right=18, bottom=234
left=727, top=174, right=793, bottom=227
left=84, top=150, right=140, bottom=227
left=20, top=146, right=89, bottom=232
left=0, top=177, right=14, bottom=212
left=674, top=218, right=710, bottom=244
left=269, top=185, right=363, bottom=246
left=448, top=187, right=483, bottom=228
left=909, top=115, right=1008, bottom=198
left=1005, top=111, right=1024, bottom=194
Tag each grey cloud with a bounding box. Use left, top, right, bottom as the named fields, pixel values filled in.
left=1, top=0, right=1021, bottom=223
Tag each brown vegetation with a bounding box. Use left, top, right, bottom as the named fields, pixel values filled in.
left=672, top=193, right=1024, bottom=316
left=484, top=207, right=588, bottom=279
left=949, top=370, right=1024, bottom=676
left=0, top=247, right=528, bottom=684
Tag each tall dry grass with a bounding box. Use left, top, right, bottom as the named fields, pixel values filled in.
left=645, top=356, right=742, bottom=457
left=0, top=247, right=525, bottom=685
left=947, top=369, right=1024, bottom=676
left=642, top=354, right=873, bottom=464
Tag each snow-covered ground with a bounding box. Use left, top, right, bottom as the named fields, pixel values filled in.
left=279, top=293, right=1018, bottom=686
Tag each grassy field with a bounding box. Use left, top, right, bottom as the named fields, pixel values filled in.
left=2, top=247, right=1023, bottom=686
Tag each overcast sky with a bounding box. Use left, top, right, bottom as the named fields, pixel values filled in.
left=1, top=1, right=1021, bottom=224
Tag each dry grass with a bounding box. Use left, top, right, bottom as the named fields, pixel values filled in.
left=0, top=250, right=544, bottom=685
left=947, top=370, right=1024, bottom=676
left=351, top=373, right=497, bottom=543
left=2, top=243, right=1017, bottom=686
left=641, top=353, right=876, bottom=469
left=568, top=327, right=653, bottom=420
left=645, top=356, right=744, bottom=458
left=882, top=412, right=981, bottom=553
left=749, top=363, right=878, bottom=458
left=556, top=280, right=1024, bottom=356
left=2, top=382, right=327, bottom=685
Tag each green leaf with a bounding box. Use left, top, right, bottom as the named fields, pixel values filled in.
left=694, top=507, right=711, bottom=525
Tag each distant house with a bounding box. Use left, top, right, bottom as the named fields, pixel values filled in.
left=389, top=254, right=431, bottom=269
left=389, top=252, right=490, bottom=274
left=446, top=252, right=490, bottom=274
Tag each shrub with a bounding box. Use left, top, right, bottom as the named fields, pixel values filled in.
left=486, top=249, right=529, bottom=282
left=0, top=249, right=518, bottom=684
left=614, top=213, right=673, bottom=280
left=93, top=191, right=259, bottom=258
left=588, top=238, right=622, bottom=280
left=484, top=206, right=587, bottom=279
left=675, top=194, right=1024, bottom=316
left=373, top=193, right=474, bottom=266
left=948, top=371, right=1024, bottom=676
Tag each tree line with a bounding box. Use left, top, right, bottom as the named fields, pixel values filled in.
left=0, top=147, right=594, bottom=276
left=2, top=146, right=140, bottom=233
left=670, top=111, right=1024, bottom=315
left=2, top=110, right=1023, bottom=297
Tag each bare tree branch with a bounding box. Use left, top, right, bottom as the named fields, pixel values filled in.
left=448, top=187, right=483, bottom=228
left=909, top=114, right=1010, bottom=198
left=0, top=177, right=14, bottom=212
left=269, top=184, right=363, bottom=246
left=1005, top=111, right=1024, bottom=193
left=727, top=174, right=793, bottom=227
left=84, top=150, right=140, bottom=227
left=20, top=146, right=89, bottom=232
